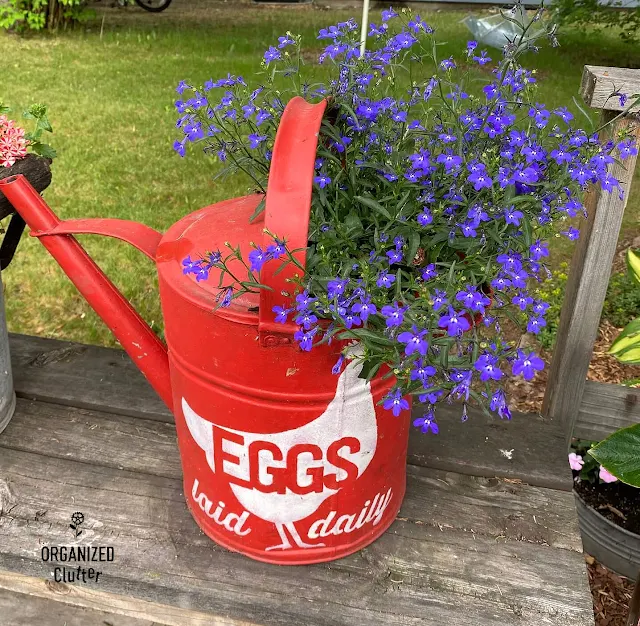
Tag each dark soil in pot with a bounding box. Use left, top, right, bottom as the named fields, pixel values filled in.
left=574, top=479, right=640, bottom=534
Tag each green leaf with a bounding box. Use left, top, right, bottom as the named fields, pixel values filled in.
left=609, top=317, right=640, bottom=356
left=354, top=195, right=392, bottom=220
left=344, top=212, right=363, bottom=235
left=37, top=117, right=53, bottom=133
left=407, top=229, right=421, bottom=267
left=248, top=196, right=266, bottom=223
left=572, top=95, right=596, bottom=131
left=30, top=142, right=57, bottom=160
left=521, top=216, right=533, bottom=249
left=614, top=343, right=640, bottom=365
left=627, top=249, right=640, bottom=285
left=590, top=423, right=640, bottom=487
left=337, top=328, right=396, bottom=347
left=361, top=359, right=382, bottom=381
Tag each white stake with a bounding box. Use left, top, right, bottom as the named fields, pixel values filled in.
left=359, top=0, right=370, bottom=57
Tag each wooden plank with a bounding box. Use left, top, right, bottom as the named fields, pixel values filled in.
left=581, top=66, right=640, bottom=111
left=0, top=444, right=593, bottom=625
left=0, top=399, right=583, bottom=551
left=1, top=392, right=573, bottom=495
left=542, top=109, right=640, bottom=443
left=10, top=334, right=634, bottom=478
left=0, top=570, right=257, bottom=626
left=8, top=334, right=572, bottom=488
left=0, top=584, right=162, bottom=626
left=9, top=333, right=171, bottom=422
left=0, top=397, right=181, bottom=477
left=575, top=380, right=640, bottom=441
left=409, top=400, right=572, bottom=490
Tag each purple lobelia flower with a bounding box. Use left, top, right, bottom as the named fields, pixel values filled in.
left=381, top=302, right=406, bottom=327
left=436, top=151, right=463, bottom=173
left=383, top=389, right=409, bottom=417
left=413, top=409, right=438, bottom=434
left=438, top=308, right=471, bottom=336
left=273, top=305, right=291, bottom=323
left=314, top=174, right=332, bottom=189
left=352, top=297, right=377, bottom=322
left=618, top=140, right=638, bottom=160
left=398, top=326, right=429, bottom=356
left=490, top=389, right=511, bottom=419
left=421, top=264, right=438, bottom=281
left=512, top=350, right=545, bottom=380
left=263, top=46, right=281, bottom=64
left=474, top=353, right=503, bottom=381
left=529, top=239, right=549, bottom=261
left=410, top=359, right=436, bottom=385
left=376, top=271, right=396, bottom=288
left=526, top=316, right=546, bottom=334
left=327, top=278, right=349, bottom=299
left=294, top=327, right=319, bottom=351
left=248, top=247, right=268, bottom=272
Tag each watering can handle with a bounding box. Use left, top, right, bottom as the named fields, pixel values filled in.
left=259, top=96, right=327, bottom=346
left=0, top=173, right=173, bottom=410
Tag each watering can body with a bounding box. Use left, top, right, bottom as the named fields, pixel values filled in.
left=0, top=98, right=410, bottom=564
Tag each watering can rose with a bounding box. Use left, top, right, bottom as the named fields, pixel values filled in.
left=173, top=6, right=637, bottom=432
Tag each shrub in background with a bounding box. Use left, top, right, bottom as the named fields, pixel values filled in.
left=0, top=0, right=94, bottom=32
left=553, top=0, right=640, bottom=44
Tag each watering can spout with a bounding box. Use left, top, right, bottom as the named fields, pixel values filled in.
left=0, top=174, right=173, bottom=411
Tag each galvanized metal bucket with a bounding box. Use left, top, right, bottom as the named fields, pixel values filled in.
left=575, top=491, right=640, bottom=580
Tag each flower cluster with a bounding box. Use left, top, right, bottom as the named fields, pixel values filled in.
left=569, top=448, right=618, bottom=484
left=0, top=114, right=28, bottom=168
left=173, top=7, right=637, bottom=434
left=0, top=103, right=56, bottom=166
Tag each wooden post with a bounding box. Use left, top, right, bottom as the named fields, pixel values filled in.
left=542, top=66, right=640, bottom=444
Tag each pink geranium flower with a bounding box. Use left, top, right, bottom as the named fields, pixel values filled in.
left=0, top=115, right=29, bottom=168
left=568, top=452, right=584, bottom=471
left=599, top=466, right=618, bottom=483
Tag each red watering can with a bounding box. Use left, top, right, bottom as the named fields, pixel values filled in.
left=0, top=97, right=410, bottom=565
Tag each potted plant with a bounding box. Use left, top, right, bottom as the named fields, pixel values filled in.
left=172, top=6, right=637, bottom=435
left=0, top=102, right=56, bottom=218
left=570, top=248, right=640, bottom=581
left=0, top=102, right=56, bottom=434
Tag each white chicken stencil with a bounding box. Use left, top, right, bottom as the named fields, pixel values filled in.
left=182, top=355, right=378, bottom=551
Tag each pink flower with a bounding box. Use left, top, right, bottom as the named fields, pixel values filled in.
left=599, top=466, right=618, bottom=483
left=568, top=452, right=584, bottom=471
left=0, top=115, right=29, bottom=168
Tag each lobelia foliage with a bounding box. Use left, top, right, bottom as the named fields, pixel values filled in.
left=172, top=5, right=638, bottom=434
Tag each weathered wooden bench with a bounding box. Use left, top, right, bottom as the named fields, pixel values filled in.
left=0, top=65, right=639, bottom=625
left=0, top=332, right=591, bottom=625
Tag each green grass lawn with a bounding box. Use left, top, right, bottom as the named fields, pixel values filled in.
left=1, top=2, right=639, bottom=347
